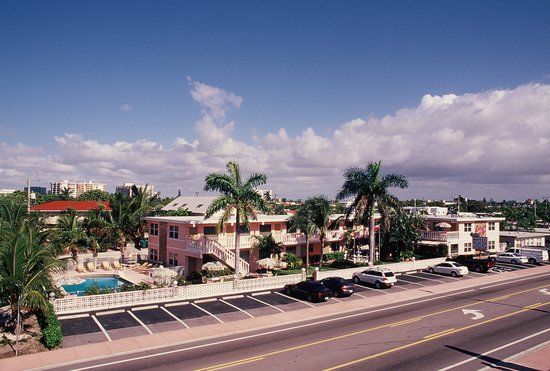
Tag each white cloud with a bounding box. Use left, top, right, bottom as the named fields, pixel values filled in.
left=1, top=81, right=550, bottom=200
left=120, top=103, right=132, bottom=112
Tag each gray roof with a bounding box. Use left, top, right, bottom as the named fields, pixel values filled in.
left=161, top=196, right=218, bottom=215
left=499, top=231, right=550, bottom=239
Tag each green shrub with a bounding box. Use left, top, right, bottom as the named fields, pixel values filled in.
left=134, top=282, right=151, bottom=290
left=282, top=253, right=303, bottom=269
left=186, top=271, right=203, bottom=284
left=84, top=284, right=101, bottom=296
left=329, top=258, right=357, bottom=269
left=324, top=252, right=345, bottom=261
left=119, top=283, right=136, bottom=292
left=37, top=302, right=62, bottom=349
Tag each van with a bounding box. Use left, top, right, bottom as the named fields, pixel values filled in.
left=505, top=247, right=549, bottom=264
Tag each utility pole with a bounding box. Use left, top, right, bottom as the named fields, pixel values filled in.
left=26, top=177, right=31, bottom=214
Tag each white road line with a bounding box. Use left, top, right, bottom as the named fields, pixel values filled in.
left=250, top=291, right=271, bottom=296
left=191, top=303, right=223, bottom=323
left=353, top=292, right=367, bottom=299
left=274, top=292, right=316, bottom=307
left=468, top=271, right=486, bottom=276
left=222, top=295, right=244, bottom=300
left=127, top=310, right=153, bottom=334
left=58, top=313, right=90, bottom=320
left=32, top=272, right=550, bottom=371
left=478, top=339, right=550, bottom=371
left=165, top=301, right=189, bottom=307
left=132, top=305, right=158, bottom=311
left=419, top=271, right=460, bottom=281
left=194, top=298, right=217, bottom=303
left=396, top=277, right=428, bottom=286
left=160, top=307, right=189, bottom=328
left=357, top=285, right=389, bottom=294
left=393, top=284, right=409, bottom=290
left=439, top=328, right=550, bottom=371
left=410, top=273, right=446, bottom=283
left=247, top=295, right=285, bottom=313
left=219, top=299, right=254, bottom=318
left=95, top=309, right=125, bottom=316
left=91, top=315, right=112, bottom=342
left=331, top=297, right=343, bottom=303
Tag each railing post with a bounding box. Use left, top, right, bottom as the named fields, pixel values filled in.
left=301, top=267, right=306, bottom=281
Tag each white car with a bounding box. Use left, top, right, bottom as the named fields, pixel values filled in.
left=491, top=252, right=529, bottom=265
left=505, top=247, right=549, bottom=264
left=352, top=269, right=397, bottom=289
left=427, top=262, right=469, bottom=277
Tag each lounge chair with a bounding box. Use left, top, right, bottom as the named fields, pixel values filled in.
left=87, top=262, right=96, bottom=272
left=76, top=262, right=85, bottom=272
left=112, top=260, right=122, bottom=269
left=101, top=261, right=111, bottom=270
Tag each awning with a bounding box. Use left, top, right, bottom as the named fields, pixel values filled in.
left=435, top=222, right=452, bottom=228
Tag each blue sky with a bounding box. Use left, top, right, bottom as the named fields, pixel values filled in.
left=1, top=1, right=550, bottom=199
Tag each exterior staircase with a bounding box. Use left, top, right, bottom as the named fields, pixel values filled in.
left=183, top=237, right=250, bottom=275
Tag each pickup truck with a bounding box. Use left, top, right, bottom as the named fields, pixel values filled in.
left=448, top=255, right=496, bottom=273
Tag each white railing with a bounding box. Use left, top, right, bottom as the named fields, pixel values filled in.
left=179, top=237, right=250, bottom=275
left=419, top=230, right=460, bottom=241
left=315, top=257, right=447, bottom=280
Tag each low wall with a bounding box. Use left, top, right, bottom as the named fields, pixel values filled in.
left=53, top=258, right=445, bottom=314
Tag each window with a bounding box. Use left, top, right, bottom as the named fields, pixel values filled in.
left=286, top=247, right=296, bottom=255
left=237, top=225, right=250, bottom=234
left=150, top=249, right=158, bottom=261
left=239, top=250, right=250, bottom=262
left=168, top=252, right=179, bottom=266
left=308, top=245, right=314, bottom=252
left=451, top=244, right=459, bottom=254
left=464, top=242, right=472, bottom=253
left=464, top=223, right=472, bottom=232
left=203, top=226, right=217, bottom=235
left=260, top=224, right=272, bottom=235
left=489, top=241, right=496, bottom=250
left=169, top=225, right=179, bottom=239
left=488, top=222, right=495, bottom=231
left=330, top=242, right=340, bottom=251
left=189, top=226, right=198, bottom=235
left=149, top=223, right=159, bottom=236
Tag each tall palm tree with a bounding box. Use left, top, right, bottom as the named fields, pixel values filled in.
left=336, top=161, right=408, bottom=265
left=289, top=208, right=317, bottom=272
left=51, top=208, right=87, bottom=259
left=204, top=161, right=268, bottom=278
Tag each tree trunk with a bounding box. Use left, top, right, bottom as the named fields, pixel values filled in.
left=305, top=237, right=310, bottom=272
left=234, top=208, right=241, bottom=279
left=319, top=237, right=324, bottom=269
left=369, top=207, right=375, bottom=266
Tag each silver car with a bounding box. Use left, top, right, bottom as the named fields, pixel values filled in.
left=352, top=269, right=397, bottom=289
left=491, top=252, right=529, bottom=265
left=427, top=262, right=469, bottom=277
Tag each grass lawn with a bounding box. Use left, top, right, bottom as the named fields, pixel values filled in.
left=274, top=266, right=338, bottom=276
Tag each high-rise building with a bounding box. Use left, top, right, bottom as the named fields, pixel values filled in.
left=115, top=183, right=155, bottom=198
left=49, top=180, right=106, bottom=198
left=24, top=186, right=47, bottom=195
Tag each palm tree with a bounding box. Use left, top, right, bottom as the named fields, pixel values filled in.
left=50, top=208, right=88, bottom=258
left=336, top=161, right=408, bottom=265
left=204, top=161, right=268, bottom=278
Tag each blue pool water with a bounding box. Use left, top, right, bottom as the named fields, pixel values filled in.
left=62, top=276, right=130, bottom=296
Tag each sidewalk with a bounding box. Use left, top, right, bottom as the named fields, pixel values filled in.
left=2, top=264, right=549, bottom=371
left=505, top=341, right=550, bottom=370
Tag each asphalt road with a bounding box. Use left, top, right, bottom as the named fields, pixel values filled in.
left=47, top=270, right=550, bottom=371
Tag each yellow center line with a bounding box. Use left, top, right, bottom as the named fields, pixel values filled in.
left=390, top=318, right=422, bottom=327
left=201, top=357, right=264, bottom=371
left=195, top=284, right=549, bottom=371
left=424, top=328, right=456, bottom=339
left=323, top=301, right=548, bottom=371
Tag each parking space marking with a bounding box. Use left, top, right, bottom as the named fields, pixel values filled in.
left=96, top=309, right=125, bottom=316
left=191, top=303, right=224, bottom=323
left=223, top=295, right=244, bottom=300
left=357, top=285, right=389, bottom=294
left=132, top=305, right=159, bottom=311
left=274, top=292, right=316, bottom=307
left=393, top=284, right=409, bottom=290
left=396, top=277, right=427, bottom=286
left=419, top=271, right=460, bottom=281
left=59, top=313, right=90, bottom=320
left=127, top=310, right=153, bottom=334
left=331, top=297, right=343, bottom=303
left=353, top=292, right=367, bottom=299
left=219, top=299, right=255, bottom=318
left=160, top=307, right=189, bottom=328
left=247, top=295, right=285, bottom=313
left=251, top=291, right=271, bottom=296
left=91, top=315, right=112, bottom=342
left=165, top=301, right=190, bottom=307
left=195, top=298, right=218, bottom=303
left=468, top=271, right=486, bottom=276
left=410, top=273, right=446, bottom=283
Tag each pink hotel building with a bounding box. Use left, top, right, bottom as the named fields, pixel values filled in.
left=144, top=196, right=365, bottom=275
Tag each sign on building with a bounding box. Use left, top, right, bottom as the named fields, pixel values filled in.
left=472, top=233, right=488, bottom=251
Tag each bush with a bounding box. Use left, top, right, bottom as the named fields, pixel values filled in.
left=282, top=253, right=303, bottom=269
left=134, top=282, right=151, bottom=290
left=186, top=271, right=204, bottom=284
left=324, top=252, right=345, bottom=261
left=37, top=302, right=62, bottom=349
left=84, top=284, right=101, bottom=296
left=201, top=268, right=233, bottom=278
left=329, top=258, right=357, bottom=269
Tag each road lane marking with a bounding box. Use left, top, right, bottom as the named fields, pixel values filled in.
left=132, top=305, right=158, bottom=311
left=191, top=303, right=224, bottom=323
left=323, top=301, right=549, bottom=370
left=91, top=315, right=112, bottom=342
left=58, top=313, right=89, bottom=320
left=44, top=274, right=550, bottom=371
left=396, top=277, right=427, bottom=286
left=222, top=295, right=244, bottom=300
left=478, top=339, right=550, bottom=371
left=389, top=318, right=421, bottom=327
left=247, top=295, right=285, bottom=313
left=160, top=307, right=189, bottom=328
left=393, top=284, right=410, bottom=290
left=353, top=292, right=367, bottom=299
left=439, top=327, right=550, bottom=370
left=219, top=299, right=254, bottom=318
left=127, top=310, right=153, bottom=334
left=250, top=291, right=271, bottom=296
left=195, top=298, right=217, bottom=303
left=200, top=356, right=265, bottom=371
left=95, top=309, right=125, bottom=316
left=424, top=328, right=455, bottom=339
left=462, top=309, right=484, bottom=320
left=410, top=273, right=446, bottom=283
left=331, top=297, right=343, bottom=303
left=420, top=271, right=460, bottom=281
left=165, top=301, right=189, bottom=307
left=539, top=288, right=550, bottom=295
left=357, top=285, right=389, bottom=294
left=275, top=292, right=316, bottom=307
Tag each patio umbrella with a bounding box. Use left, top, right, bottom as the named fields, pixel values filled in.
left=256, top=257, right=279, bottom=268
left=201, top=261, right=226, bottom=272
left=435, top=222, right=452, bottom=228
left=150, top=266, right=178, bottom=286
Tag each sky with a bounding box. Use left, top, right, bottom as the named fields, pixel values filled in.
left=1, top=1, right=550, bottom=200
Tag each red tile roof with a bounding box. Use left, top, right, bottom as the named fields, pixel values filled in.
left=31, top=201, right=112, bottom=212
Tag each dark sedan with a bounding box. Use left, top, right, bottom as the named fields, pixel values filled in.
left=320, top=277, right=356, bottom=297
left=283, top=280, right=332, bottom=302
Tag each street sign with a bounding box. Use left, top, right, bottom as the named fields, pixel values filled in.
left=472, top=233, right=488, bottom=250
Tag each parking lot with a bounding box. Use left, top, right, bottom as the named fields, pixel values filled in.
left=58, top=261, right=550, bottom=347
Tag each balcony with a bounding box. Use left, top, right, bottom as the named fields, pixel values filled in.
left=419, top=230, right=460, bottom=242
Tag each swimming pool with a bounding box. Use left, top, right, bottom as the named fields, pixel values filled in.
left=61, top=276, right=130, bottom=296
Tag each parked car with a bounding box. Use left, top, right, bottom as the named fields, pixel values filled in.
left=449, top=255, right=495, bottom=273
left=505, top=247, right=548, bottom=264
left=427, top=262, right=469, bottom=277
left=491, top=252, right=529, bottom=265
left=320, top=277, right=355, bottom=297
left=283, top=281, right=332, bottom=302
left=352, top=269, right=397, bottom=289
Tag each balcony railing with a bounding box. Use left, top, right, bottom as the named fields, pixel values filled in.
left=419, top=230, right=460, bottom=241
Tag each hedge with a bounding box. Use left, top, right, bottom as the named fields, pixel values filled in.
left=37, top=302, right=62, bottom=349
